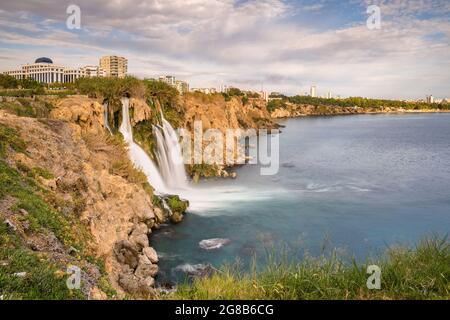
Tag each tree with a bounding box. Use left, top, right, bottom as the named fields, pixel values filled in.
left=0, top=74, right=19, bottom=89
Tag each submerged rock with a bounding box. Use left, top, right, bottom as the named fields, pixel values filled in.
left=199, top=238, right=231, bottom=250
left=174, top=263, right=216, bottom=278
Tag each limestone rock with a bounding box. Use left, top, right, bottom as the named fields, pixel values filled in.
left=114, top=240, right=139, bottom=269
left=50, top=96, right=104, bottom=136
left=130, top=98, right=152, bottom=125
left=135, top=263, right=158, bottom=278
left=143, top=247, right=159, bottom=264
left=154, top=207, right=165, bottom=224
left=118, top=272, right=140, bottom=294
left=140, top=276, right=155, bottom=288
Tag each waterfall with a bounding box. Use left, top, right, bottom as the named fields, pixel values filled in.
left=119, top=97, right=168, bottom=194
left=118, top=97, right=263, bottom=213
left=103, top=102, right=113, bottom=134
left=153, top=116, right=188, bottom=190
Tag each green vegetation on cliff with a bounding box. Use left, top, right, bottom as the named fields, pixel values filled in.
left=171, top=237, right=449, bottom=300
left=0, top=222, right=83, bottom=300
left=0, top=123, right=113, bottom=299
left=0, top=98, right=54, bottom=118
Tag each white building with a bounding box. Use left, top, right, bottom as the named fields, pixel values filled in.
left=99, top=56, right=127, bottom=78
left=63, top=68, right=85, bottom=83
left=159, top=76, right=190, bottom=94
left=219, top=84, right=229, bottom=93
left=4, top=57, right=65, bottom=83
left=258, top=91, right=269, bottom=101
left=310, top=85, right=317, bottom=98
left=3, top=57, right=106, bottom=84
left=191, top=88, right=217, bottom=94
left=159, top=75, right=176, bottom=86
left=81, top=65, right=106, bottom=78
left=175, top=80, right=189, bottom=94
left=426, top=95, right=434, bottom=104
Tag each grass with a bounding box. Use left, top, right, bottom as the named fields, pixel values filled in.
left=170, top=236, right=450, bottom=300
left=0, top=124, right=80, bottom=244
left=166, top=195, right=189, bottom=214
left=0, top=99, right=54, bottom=118
left=0, top=124, right=26, bottom=157
left=0, top=122, right=115, bottom=299
left=0, top=223, right=84, bottom=300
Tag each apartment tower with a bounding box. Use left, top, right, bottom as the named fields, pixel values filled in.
left=99, top=55, right=128, bottom=78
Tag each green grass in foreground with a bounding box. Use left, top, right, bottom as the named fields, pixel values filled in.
left=170, top=237, right=449, bottom=300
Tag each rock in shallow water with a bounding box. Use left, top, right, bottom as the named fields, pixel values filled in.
left=174, top=263, right=216, bottom=277
left=199, top=238, right=231, bottom=250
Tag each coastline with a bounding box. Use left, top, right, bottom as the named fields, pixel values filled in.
left=271, top=107, right=450, bottom=119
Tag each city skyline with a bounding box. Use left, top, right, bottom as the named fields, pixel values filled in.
left=0, top=0, right=449, bottom=99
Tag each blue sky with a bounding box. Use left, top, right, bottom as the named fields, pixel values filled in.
left=0, top=0, right=449, bottom=99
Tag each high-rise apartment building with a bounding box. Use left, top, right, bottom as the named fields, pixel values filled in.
left=310, top=85, right=317, bottom=98
left=158, top=75, right=189, bottom=94
left=175, top=80, right=189, bottom=94
left=99, top=55, right=128, bottom=78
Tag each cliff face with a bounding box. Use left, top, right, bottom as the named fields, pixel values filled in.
left=180, top=94, right=278, bottom=179
left=182, top=94, right=276, bottom=132
left=0, top=97, right=162, bottom=299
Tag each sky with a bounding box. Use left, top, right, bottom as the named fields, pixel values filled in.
left=0, top=0, right=449, bottom=99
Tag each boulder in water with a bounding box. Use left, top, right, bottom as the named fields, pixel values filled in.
left=199, top=238, right=231, bottom=250
left=174, top=263, right=216, bottom=278
left=161, top=195, right=189, bottom=224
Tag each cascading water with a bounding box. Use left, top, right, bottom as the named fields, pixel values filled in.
left=119, top=97, right=168, bottom=194
left=153, top=117, right=188, bottom=190
left=103, top=102, right=113, bottom=134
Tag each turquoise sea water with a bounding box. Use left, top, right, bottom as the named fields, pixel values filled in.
left=152, top=113, right=450, bottom=284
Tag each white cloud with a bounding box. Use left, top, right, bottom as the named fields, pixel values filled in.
left=0, top=0, right=449, bottom=99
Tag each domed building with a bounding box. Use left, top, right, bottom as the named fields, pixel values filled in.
left=35, top=57, right=54, bottom=64
left=2, top=56, right=118, bottom=84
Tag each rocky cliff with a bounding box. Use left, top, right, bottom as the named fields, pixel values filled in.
left=0, top=97, right=171, bottom=299
left=180, top=93, right=278, bottom=179
left=182, top=93, right=277, bottom=132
